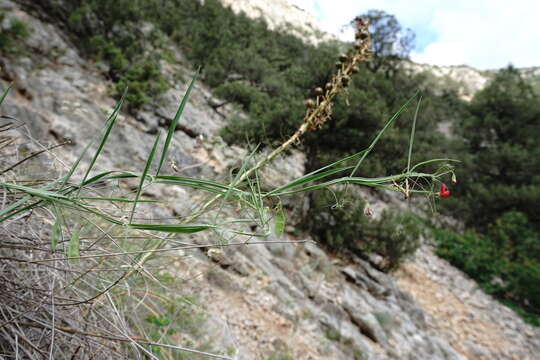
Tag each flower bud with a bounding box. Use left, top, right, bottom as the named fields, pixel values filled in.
left=439, top=183, right=451, bottom=198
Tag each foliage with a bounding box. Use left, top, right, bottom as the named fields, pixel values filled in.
left=434, top=211, right=540, bottom=324
left=0, top=10, right=30, bottom=56
left=433, top=67, right=540, bottom=324
left=444, top=66, right=540, bottom=229
left=307, top=189, right=422, bottom=271
left=359, top=9, right=415, bottom=75
left=22, top=0, right=169, bottom=111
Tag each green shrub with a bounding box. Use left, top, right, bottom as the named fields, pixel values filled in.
left=115, top=58, right=169, bottom=111
left=434, top=211, right=540, bottom=324
left=0, top=11, right=30, bottom=56
left=307, top=188, right=422, bottom=271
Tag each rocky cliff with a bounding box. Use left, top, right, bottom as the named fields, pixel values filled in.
left=1, top=1, right=539, bottom=359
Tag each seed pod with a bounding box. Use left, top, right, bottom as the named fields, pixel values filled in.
left=335, top=61, right=343, bottom=69
left=314, top=87, right=324, bottom=96
left=325, top=82, right=333, bottom=91
left=351, top=66, right=359, bottom=74
left=304, top=99, right=315, bottom=108
left=358, top=32, right=369, bottom=40
left=341, top=75, right=351, bottom=87
left=339, top=54, right=348, bottom=62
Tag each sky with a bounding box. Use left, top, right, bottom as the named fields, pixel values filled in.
left=289, top=0, right=540, bottom=70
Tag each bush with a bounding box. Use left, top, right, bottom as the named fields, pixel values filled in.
left=0, top=11, right=30, bottom=56
left=114, top=57, right=169, bottom=111
left=434, top=211, right=540, bottom=323
left=442, top=66, right=540, bottom=229
left=307, top=188, right=422, bottom=271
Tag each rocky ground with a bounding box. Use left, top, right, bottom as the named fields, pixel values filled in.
left=1, top=1, right=539, bottom=359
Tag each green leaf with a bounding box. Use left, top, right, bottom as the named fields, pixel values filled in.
left=274, top=203, right=285, bottom=239
left=129, top=223, right=216, bottom=234
left=156, top=70, right=199, bottom=176
left=0, top=84, right=11, bottom=106
left=129, top=132, right=161, bottom=224
left=67, top=229, right=80, bottom=263
left=68, top=90, right=126, bottom=192
left=51, top=215, right=62, bottom=250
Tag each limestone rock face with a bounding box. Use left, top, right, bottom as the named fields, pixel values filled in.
left=1, top=1, right=539, bottom=359
left=219, top=0, right=336, bottom=44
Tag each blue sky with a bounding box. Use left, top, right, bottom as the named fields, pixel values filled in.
left=290, top=0, right=540, bottom=70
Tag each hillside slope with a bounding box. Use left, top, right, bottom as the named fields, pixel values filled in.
left=1, top=1, right=539, bottom=359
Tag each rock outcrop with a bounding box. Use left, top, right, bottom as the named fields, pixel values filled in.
left=1, top=1, right=539, bottom=359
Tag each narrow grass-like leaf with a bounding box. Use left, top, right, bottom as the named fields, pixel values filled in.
left=76, top=89, right=127, bottom=192
left=230, top=229, right=271, bottom=238
left=129, top=223, right=216, bottom=234
left=78, top=196, right=159, bottom=203
left=51, top=214, right=62, bottom=250
left=67, top=229, right=80, bottom=263
left=350, top=91, right=419, bottom=177
left=214, top=145, right=259, bottom=221
left=156, top=70, right=199, bottom=176
left=410, top=158, right=460, bottom=172
left=274, top=202, right=285, bottom=239
left=270, top=172, right=436, bottom=196
left=0, top=181, right=70, bottom=201
left=0, top=84, right=11, bottom=106
left=265, top=166, right=354, bottom=197
left=0, top=200, right=42, bottom=223
left=266, top=150, right=368, bottom=198
left=407, top=96, right=422, bottom=173
left=129, top=133, right=161, bottom=224
left=59, top=92, right=125, bottom=191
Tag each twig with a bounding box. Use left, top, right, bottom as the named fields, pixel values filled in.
left=0, top=141, right=70, bottom=175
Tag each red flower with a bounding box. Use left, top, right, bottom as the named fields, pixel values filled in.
left=439, top=183, right=451, bottom=198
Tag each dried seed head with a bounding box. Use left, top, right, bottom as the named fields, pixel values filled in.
left=304, top=99, right=315, bottom=108
left=325, top=82, right=333, bottom=91
left=314, top=87, right=324, bottom=96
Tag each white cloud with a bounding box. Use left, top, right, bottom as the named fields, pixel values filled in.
left=289, top=0, right=540, bottom=70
